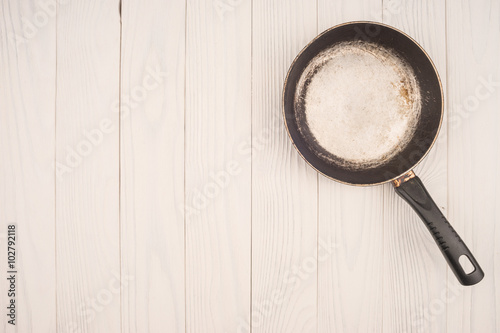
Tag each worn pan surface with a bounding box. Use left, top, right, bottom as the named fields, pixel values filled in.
left=283, top=21, right=484, bottom=285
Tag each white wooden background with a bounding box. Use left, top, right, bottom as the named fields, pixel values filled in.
left=1, top=0, right=499, bottom=332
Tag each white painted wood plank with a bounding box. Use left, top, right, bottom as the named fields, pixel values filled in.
left=251, top=1, right=317, bottom=332
left=316, top=4, right=385, bottom=332
left=55, top=1, right=121, bottom=331
left=0, top=1, right=56, bottom=331
left=120, top=0, right=186, bottom=332
left=446, top=0, right=500, bottom=331
left=185, top=0, right=251, bottom=331
left=382, top=1, right=449, bottom=332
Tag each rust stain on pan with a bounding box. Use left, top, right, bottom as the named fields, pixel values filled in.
left=392, top=170, right=416, bottom=187
left=399, top=83, right=411, bottom=105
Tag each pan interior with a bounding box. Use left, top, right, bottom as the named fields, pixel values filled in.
left=295, top=41, right=421, bottom=170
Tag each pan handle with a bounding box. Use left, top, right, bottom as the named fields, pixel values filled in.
left=393, top=171, right=484, bottom=286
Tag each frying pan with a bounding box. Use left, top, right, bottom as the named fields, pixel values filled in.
left=282, top=21, right=484, bottom=286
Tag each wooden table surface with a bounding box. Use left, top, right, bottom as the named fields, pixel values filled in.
left=1, top=0, right=499, bottom=332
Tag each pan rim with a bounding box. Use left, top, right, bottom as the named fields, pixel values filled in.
left=282, top=20, right=444, bottom=187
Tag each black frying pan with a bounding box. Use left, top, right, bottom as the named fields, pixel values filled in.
left=283, top=22, right=484, bottom=286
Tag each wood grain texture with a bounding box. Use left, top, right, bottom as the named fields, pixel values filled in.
left=0, top=1, right=56, bottom=331
left=251, top=1, right=318, bottom=332
left=120, top=0, right=186, bottom=332
left=55, top=0, right=121, bottom=331
left=185, top=0, right=251, bottom=331
left=446, top=0, right=500, bottom=331
left=316, top=2, right=384, bottom=332
left=382, top=1, right=449, bottom=332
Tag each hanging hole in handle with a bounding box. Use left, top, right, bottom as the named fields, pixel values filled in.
left=459, top=255, right=475, bottom=274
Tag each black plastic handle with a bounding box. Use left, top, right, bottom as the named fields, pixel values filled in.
left=394, top=174, right=484, bottom=286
